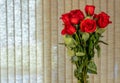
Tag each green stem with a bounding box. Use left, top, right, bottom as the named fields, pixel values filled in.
left=83, top=66, right=87, bottom=83
left=75, top=33, right=80, bottom=42
left=78, top=80, right=81, bottom=83
left=75, top=61, right=79, bottom=69
left=83, top=55, right=88, bottom=83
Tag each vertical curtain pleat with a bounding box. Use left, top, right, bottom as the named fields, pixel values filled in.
left=65, top=0, right=72, bottom=83
left=29, top=0, right=36, bottom=82
left=22, top=0, right=29, bottom=82
left=0, top=0, right=120, bottom=83
left=58, top=0, right=65, bottom=83
left=114, top=0, right=120, bottom=83
left=51, top=0, right=58, bottom=83
left=7, top=0, right=14, bottom=82
left=43, top=0, right=51, bottom=83
left=0, top=0, right=7, bottom=82
left=108, top=0, right=114, bottom=83
left=36, top=0, right=44, bottom=83
left=14, top=0, right=22, bottom=82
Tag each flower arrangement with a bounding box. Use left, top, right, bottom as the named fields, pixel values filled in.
left=60, top=5, right=111, bottom=83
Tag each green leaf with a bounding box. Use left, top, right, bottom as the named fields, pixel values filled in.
left=96, top=28, right=106, bottom=34
left=87, top=61, right=97, bottom=74
left=95, top=44, right=101, bottom=57
left=89, top=41, right=94, bottom=49
left=78, top=64, right=84, bottom=73
left=67, top=48, right=74, bottom=56
left=63, top=35, right=73, bottom=44
left=90, top=35, right=96, bottom=43
left=98, top=40, right=108, bottom=45
left=76, top=52, right=85, bottom=56
left=78, top=80, right=82, bottom=83
left=74, top=69, right=82, bottom=79
left=82, top=32, right=90, bottom=41
left=74, top=65, right=83, bottom=79
left=71, top=56, right=79, bottom=62
left=94, top=33, right=99, bottom=40
left=63, top=35, right=76, bottom=47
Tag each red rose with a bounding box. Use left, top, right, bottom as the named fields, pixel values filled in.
left=61, top=10, right=84, bottom=25
left=96, top=12, right=112, bottom=28
left=61, top=13, right=71, bottom=25
left=61, top=25, right=76, bottom=35
left=80, top=19, right=96, bottom=33
left=70, top=9, right=84, bottom=24
left=85, top=5, right=95, bottom=16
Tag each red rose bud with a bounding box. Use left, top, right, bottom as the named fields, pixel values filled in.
left=97, top=12, right=112, bottom=28
left=61, top=13, right=71, bottom=25
left=85, top=5, right=95, bottom=16
left=61, top=25, right=76, bottom=35
left=70, top=9, right=84, bottom=24
left=80, top=19, right=96, bottom=33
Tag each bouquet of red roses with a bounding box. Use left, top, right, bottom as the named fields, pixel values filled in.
left=60, top=5, right=111, bottom=83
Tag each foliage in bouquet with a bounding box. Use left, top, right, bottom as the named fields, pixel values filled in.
left=60, top=5, right=111, bottom=83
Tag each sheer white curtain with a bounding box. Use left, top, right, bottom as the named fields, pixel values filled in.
left=0, top=0, right=120, bottom=83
